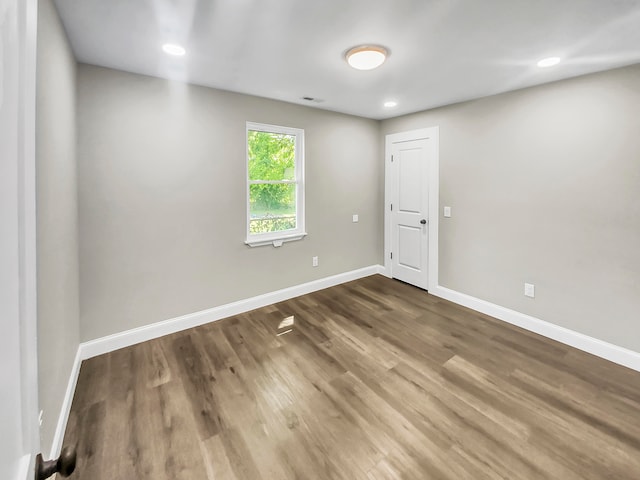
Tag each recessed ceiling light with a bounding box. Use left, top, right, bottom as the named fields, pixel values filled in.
left=384, top=101, right=397, bottom=108
left=162, top=43, right=186, bottom=56
left=537, top=56, right=561, bottom=68
left=346, top=45, right=388, bottom=70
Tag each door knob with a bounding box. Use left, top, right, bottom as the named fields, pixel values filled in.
left=35, top=445, right=76, bottom=480
left=420, top=219, right=427, bottom=225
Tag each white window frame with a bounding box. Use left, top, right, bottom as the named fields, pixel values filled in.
left=245, top=122, right=306, bottom=247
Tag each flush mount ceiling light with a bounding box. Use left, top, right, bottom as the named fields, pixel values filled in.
left=162, top=43, right=186, bottom=56
left=384, top=100, right=397, bottom=108
left=537, top=56, right=561, bottom=68
left=346, top=45, right=388, bottom=70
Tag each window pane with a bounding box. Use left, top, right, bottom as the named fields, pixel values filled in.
left=249, top=183, right=296, bottom=234
left=248, top=130, right=296, bottom=181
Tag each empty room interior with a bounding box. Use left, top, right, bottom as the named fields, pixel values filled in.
left=22, top=0, right=640, bottom=478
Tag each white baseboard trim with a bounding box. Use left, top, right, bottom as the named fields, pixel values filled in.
left=51, top=265, right=383, bottom=463
left=430, top=285, right=640, bottom=373
left=80, top=265, right=384, bottom=360
left=16, top=454, right=31, bottom=480
left=49, top=347, right=82, bottom=459
left=53, top=268, right=638, bottom=465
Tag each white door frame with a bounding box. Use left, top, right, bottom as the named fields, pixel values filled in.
left=1, top=0, right=40, bottom=477
left=384, top=127, right=439, bottom=291
left=20, top=0, right=40, bottom=466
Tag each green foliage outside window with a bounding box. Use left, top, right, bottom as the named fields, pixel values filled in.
left=248, top=130, right=297, bottom=233
left=249, top=215, right=296, bottom=234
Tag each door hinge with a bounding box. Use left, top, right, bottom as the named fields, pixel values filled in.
left=390, top=203, right=393, bottom=211
left=390, top=252, right=393, bottom=259
left=391, top=155, right=394, bottom=162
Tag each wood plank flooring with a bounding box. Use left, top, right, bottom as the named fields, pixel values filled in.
left=63, top=275, right=640, bottom=479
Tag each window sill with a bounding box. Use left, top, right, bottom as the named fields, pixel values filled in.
left=245, top=232, right=307, bottom=248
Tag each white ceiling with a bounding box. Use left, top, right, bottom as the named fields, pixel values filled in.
left=53, top=0, right=640, bottom=120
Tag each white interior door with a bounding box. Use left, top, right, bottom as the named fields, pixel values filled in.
left=1, top=0, right=40, bottom=478
left=389, top=138, right=430, bottom=289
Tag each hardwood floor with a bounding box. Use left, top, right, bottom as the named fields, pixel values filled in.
left=63, top=275, right=640, bottom=479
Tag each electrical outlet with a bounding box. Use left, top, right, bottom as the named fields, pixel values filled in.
left=312, top=256, right=318, bottom=267
left=524, top=283, right=535, bottom=298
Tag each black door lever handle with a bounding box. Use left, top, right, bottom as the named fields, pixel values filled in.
left=35, top=445, right=76, bottom=480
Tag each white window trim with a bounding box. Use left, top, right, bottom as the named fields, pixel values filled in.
left=245, top=122, right=306, bottom=247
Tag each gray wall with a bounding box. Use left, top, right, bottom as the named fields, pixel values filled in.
left=36, top=0, right=79, bottom=452
left=77, top=65, right=382, bottom=341
left=382, top=64, right=640, bottom=352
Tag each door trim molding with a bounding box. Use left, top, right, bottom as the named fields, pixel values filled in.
left=49, top=348, right=82, bottom=459
left=384, top=127, right=439, bottom=290
left=17, top=0, right=41, bottom=470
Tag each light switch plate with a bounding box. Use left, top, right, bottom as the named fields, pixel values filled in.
left=352, top=214, right=359, bottom=223
left=524, top=283, right=535, bottom=298
left=444, top=206, right=451, bottom=218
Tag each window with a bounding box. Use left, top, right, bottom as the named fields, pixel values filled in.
left=246, top=122, right=305, bottom=247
